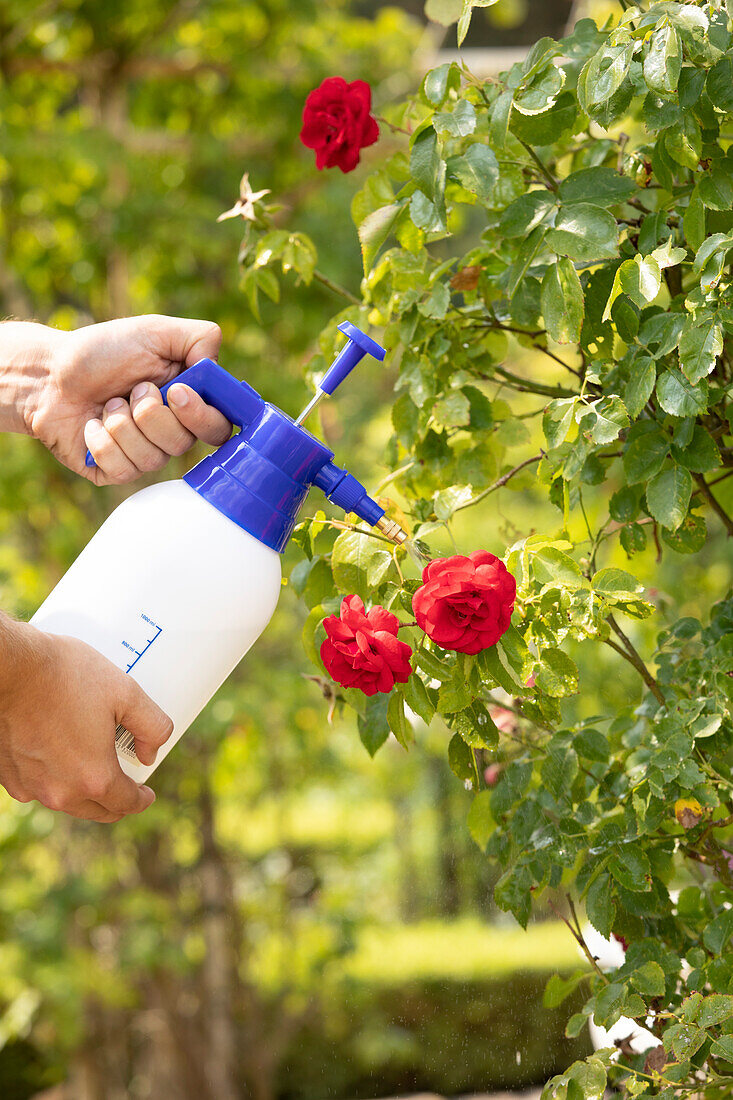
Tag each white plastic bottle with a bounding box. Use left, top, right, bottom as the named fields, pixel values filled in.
left=29, top=325, right=400, bottom=783
left=32, top=480, right=282, bottom=781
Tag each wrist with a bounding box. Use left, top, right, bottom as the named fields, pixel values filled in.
left=0, top=613, right=54, bottom=702
left=0, top=322, right=63, bottom=436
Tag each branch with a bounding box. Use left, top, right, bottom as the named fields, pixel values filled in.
left=455, top=453, right=543, bottom=513
left=547, top=897, right=608, bottom=982
left=517, top=138, right=558, bottom=192
left=694, top=473, right=733, bottom=537
left=480, top=365, right=576, bottom=399
left=606, top=613, right=665, bottom=705
left=312, top=269, right=361, bottom=306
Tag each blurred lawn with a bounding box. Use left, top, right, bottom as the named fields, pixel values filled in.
left=343, top=919, right=584, bottom=983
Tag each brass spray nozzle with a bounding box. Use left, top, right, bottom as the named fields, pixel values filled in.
left=375, top=516, right=408, bottom=545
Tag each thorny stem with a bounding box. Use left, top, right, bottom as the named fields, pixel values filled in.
left=547, top=897, right=608, bottom=982
left=694, top=472, right=733, bottom=537
left=374, top=113, right=412, bottom=137
left=517, top=137, right=559, bottom=191
left=312, top=268, right=361, bottom=306
left=479, top=365, right=575, bottom=399
left=455, top=453, right=543, bottom=513
left=606, top=613, right=666, bottom=705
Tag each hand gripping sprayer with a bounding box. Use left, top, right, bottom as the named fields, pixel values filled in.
left=31, top=323, right=406, bottom=781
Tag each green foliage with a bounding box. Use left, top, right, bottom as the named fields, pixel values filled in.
left=240, top=1, right=733, bottom=1095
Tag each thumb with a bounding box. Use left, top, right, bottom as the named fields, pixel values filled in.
left=153, top=315, right=223, bottom=369
left=118, top=681, right=174, bottom=767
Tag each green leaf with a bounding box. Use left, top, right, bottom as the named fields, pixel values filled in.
left=623, top=426, right=669, bottom=484
left=609, top=845, right=652, bottom=892
left=535, top=647, right=579, bottom=698
left=415, top=646, right=452, bottom=682
left=445, top=144, right=499, bottom=203
left=434, top=483, right=473, bottom=520
left=402, top=673, right=435, bottom=726
left=543, top=397, right=578, bottom=451
left=544, top=970, right=588, bottom=1009
left=358, top=203, right=404, bottom=274
left=706, top=56, right=733, bottom=113
left=699, top=163, right=733, bottom=211
left=646, top=466, right=693, bottom=531
left=546, top=204, right=619, bottom=262
left=643, top=24, right=681, bottom=94
left=684, top=187, right=706, bottom=252
left=410, top=127, right=443, bottom=202
left=581, top=395, right=629, bottom=446
left=574, top=728, right=610, bottom=763
left=631, top=961, right=666, bottom=998
left=678, top=316, right=723, bottom=384
left=656, top=366, right=709, bottom=417
left=664, top=115, right=701, bottom=170
left=467, top=789, right=493, bottom=849
left=592, top=567, right=645, bottom=600
left=709, top=1034, right=733, bottom=1062
left=387, top=691, right=411, bottom=749
left=457, top=0, right=497, bottom=47
left=698, top=994, right=733, bottom=1029
left=434, top=99, right=476, bottom=136
left=582, top=41, right=633, bottom=110
left=625, top=356, right=656, bottom=419
left=357, top=694, right=390, bottom=756
left=421, top=61, right=460, bottom=106
left=331, top=530, right=383, bottom=600
left=672, top=426, right=721, bottom=473
left=704, top=910, right=733, bottom=955
left=541, top=258, right=584, bottom=344
left=585, top=872, right=614, bottom=938
left=499, top=191, right=556, bottom=238
left=490, top=90, right=512, bottom=148
left=558, top=166, right=636, bottom=207
left=593, top=981, right=627, bottom=1028
left=448, top=731, right=476, bottom=783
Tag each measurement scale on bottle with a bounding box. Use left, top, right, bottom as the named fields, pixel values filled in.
left=115, top=612, right=164, bottom=763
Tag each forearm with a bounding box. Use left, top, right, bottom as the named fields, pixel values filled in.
left=0, top=321, right=58, bottom=435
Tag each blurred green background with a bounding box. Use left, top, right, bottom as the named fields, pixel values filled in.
left=1, top=1, right=727, bottom=1097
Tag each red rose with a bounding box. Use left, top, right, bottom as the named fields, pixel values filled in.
left=300, top=77, right=379, bottom=173
left=412, top=551, right=516, bottom=655
left=320, top=595, right=413, bottom=696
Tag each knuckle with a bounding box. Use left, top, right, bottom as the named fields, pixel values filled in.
left=84, top=772, right=113, bottom=802
left=40, top=787, right=66, bottom=813
left=203, top=320, right=221, bottom=343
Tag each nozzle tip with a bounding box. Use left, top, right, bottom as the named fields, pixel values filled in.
left=375, top=516, right=408, bottom=545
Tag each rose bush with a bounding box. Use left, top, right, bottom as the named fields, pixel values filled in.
left=227, top=1, right=733, bottom=1096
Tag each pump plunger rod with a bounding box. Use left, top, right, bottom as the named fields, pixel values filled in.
left=295, top=321, right=386, bottom=426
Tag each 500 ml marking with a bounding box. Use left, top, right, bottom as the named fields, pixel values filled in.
left=116, top=613, right=163, bottom=764
left=121, top=612, right=163, bottom=673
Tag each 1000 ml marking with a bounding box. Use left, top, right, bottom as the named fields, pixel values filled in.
left=121, top=613, right=163, bottom=673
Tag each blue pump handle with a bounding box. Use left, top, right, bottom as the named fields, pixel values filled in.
left=319, top=321, right=385, bottom=396
left=85, top=360, right=263, bottom=468
left=84, top=323, right=385, bottom=468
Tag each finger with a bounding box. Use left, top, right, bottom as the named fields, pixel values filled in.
left=102, top=397, right=168, bottom=473
left=119, top=679, right=174, bottom=767
left=92, top=769, right=157, bottom=816
left=65, top=799, right=126, bottom=824
left=145, top=315, right=222, bottom=370
left=130, top=382, right=196, bottom=456
left=84, top=418, right=139, bottom=484
left=167, top=384, right=232, bottom=446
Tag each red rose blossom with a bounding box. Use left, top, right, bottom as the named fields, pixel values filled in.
left=320, top=595, right=413, bottom=696
left=300, top=77, right=379, bottom=173
left=412, top=551, right=516, bottom=655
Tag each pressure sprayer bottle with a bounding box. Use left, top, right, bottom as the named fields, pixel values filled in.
left=31, top=323, right=406, bottom=782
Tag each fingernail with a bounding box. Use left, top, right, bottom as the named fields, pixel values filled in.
left=105, top=397, right=125, bottom=412
left=131, top=382, right=150, bottom=402
left=168, top=384, right=188, bottom=408
left=141, top=785, right=156, bottom=805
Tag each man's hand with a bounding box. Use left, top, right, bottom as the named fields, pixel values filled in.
left=2, top=315, right=232, bottom=485
left=0, top=616, right=173, bottom=822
